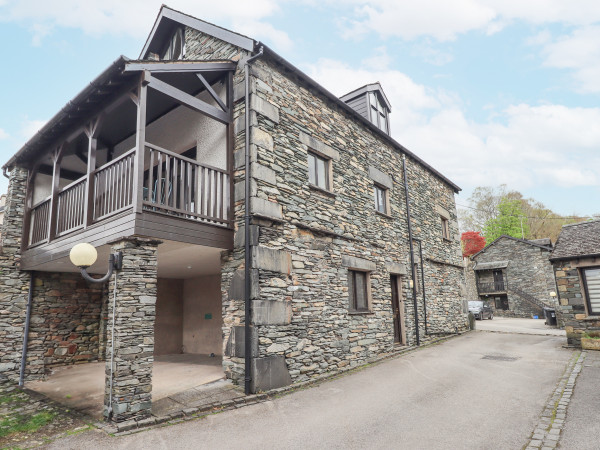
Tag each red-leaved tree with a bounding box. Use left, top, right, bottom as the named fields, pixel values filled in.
left=461, top=231, right=486, bottom=257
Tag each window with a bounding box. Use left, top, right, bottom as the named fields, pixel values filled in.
left=441, top=216, right=450, bottom=240
left=162, top=28, right=184, bottom=60
left=348, top=270, right=370, bottom=312
left=374, top=185, right=387, bottom=214
left=582, top=267, right=600, bottom=315
left=308, top=151, right=330, bottom=190
left=369, top=92, right=389, bottom=133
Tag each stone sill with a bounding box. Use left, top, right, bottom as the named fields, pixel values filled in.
left=375, top=211, right=393, bottom=220
left=308, top=184, right=336, bottom=198
left=348, top=310, right=374, bottom=315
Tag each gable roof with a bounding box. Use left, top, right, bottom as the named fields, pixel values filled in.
left=550, top=220, right=600, bottom=261
left=340, top=82, right=392, bottom=111
left=141, top=5, right=254, bottom=57
left=471, top=235, right=553, bottom=260
left=137, top=6, right=461, bottom=194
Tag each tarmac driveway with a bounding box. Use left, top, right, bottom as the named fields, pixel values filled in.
left=476, top=316, right=566, bottom=337
left=45, top=331, right=572, bottom=450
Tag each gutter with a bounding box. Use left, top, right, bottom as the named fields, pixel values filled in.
left=402, top=155, right=419, bottom=346
left=244, top=45, right=264, bottom=395
left=19, top=272, right=34, bottom=387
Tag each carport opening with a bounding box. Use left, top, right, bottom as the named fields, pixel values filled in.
left=25, top=243, right=226, bottom=420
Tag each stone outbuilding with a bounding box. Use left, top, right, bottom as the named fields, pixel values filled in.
left=550, top=220, right=600, bottom=348
left=469, top=236, right=557, bottom=318
left=0, top=5, right=468, bottom=422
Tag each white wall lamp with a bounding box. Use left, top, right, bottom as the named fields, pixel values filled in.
left=69, top=243, right=122, bottom=284
left=550, top=291, right=557, bottom=298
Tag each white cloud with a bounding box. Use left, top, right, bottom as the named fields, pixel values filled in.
left=0, top=0, right=289, bottom=46
left=0, top=128, right=9, bottom=140
left=306, top=60, right=600, bottom=193
left=20, top=119, right=47, bottom=141
left=535, top=26, right=600, bottom=93
left=232, top=20, right=293, bottom=52
left=331, top=0, right=600, bottom=41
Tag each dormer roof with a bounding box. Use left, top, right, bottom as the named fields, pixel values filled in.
left=340, top=83, right=392, bottom=112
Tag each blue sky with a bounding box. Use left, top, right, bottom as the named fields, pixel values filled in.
left=1, top=0, right=599, bottom=217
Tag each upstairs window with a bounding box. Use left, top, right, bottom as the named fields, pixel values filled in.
left=308, top=151, right=330, bottom=191
left=374, top=184, right=388, bottom=214
left=162, top=28, right=184, bottom=60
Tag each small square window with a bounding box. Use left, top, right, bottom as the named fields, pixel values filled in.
left=441, top=216, right=450, bottom=240
left=582, top=267, right=600, bottom=315
left=308, top=151, right=330, bottom=190
left=374, top=185, right=387, bottom=214
left=348, top=270, right=370, bottom=312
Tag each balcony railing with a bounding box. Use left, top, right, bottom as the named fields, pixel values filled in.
left=142, top=144, right=230, bottom=226
left=476, top=279, right=508, bottom=294
left=26, top=144, right=231, bottom=248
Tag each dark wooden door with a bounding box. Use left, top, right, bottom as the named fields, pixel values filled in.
left=493, top=270, right=504, bottom=291
left=391, top=275, right=403, bottom=344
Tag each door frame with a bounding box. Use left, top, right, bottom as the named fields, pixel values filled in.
left=390, top=275, right=407, bottom=345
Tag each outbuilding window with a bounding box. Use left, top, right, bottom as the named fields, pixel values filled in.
left=582, top=267, right=600, bottom=315
left=348, top=270, right=371, bottom=313
left=441, top=216, right=450, bottom=240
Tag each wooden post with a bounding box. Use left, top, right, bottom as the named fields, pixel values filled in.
left=132, top=72, right=148, bottom=214
left=47, top=145, right=64, bottom=240
left=20, top=165, right=38, bottom=251
left=226, top=70, right=234, bottom=229
left=83, top=117, right=102, bottom=227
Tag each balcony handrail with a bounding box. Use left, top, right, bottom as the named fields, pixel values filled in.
left=57, top=174, right=87, bottom=194
left=30, top=195, right=51, bottom=210
left=145, top=142, right=228, bottom=174
left=94, top=147, right=136, bottom=173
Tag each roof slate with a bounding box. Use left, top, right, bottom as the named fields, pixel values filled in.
left=550, top=220, right=600, bottom=261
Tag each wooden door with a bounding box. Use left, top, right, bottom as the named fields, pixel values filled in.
left=390, top=275, right=406, bottom=345
left=493, top=270, right=504, bottom=291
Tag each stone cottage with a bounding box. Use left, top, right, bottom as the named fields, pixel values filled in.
left=550, top=220, right=600, bottom=347
left=0, top=5, right=467, bottom=422
left=469, top=235, right=557, bottom=317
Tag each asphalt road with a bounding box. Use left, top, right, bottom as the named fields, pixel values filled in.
left=44, top=331, right=572, bottom=450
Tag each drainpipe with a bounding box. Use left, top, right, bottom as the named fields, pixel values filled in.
left=415, top=238, right=428, bottom=335
left=402, top=155, right=419, bottom=346
left=19, top=272, right=34, bottom=387
left=244, top=45, right=264, bottom=395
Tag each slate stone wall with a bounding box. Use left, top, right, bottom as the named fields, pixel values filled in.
left=0, top=167, right=31, bottom=384
left=104, top=238, right=159, bottom=422
left=553, top=258, right=600, bottom=347
left=473, top=238, right=556, bottom=317
left=25, top=272, right=105, bottom=379
left=185, top=29, right=467, bottom=388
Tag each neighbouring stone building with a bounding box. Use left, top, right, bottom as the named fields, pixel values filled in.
left=0, top=6, right=467, bottom=422
left=469, top=235, right=558, bottom=318
left=550, top=220, right=600, bottom=347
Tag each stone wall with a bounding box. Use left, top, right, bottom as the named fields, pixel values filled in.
left=463, top=257, right=478, bottom=300
left=104, top=238, right=159, bottom=422
left=553, top=258, right=600, bottom=347
left=473, top=238, right=556, bottom=317
left=186, top=28, right=467, bottom=389
left=25, top=272, right=105, bottom=379
left=0, top=167, right=31, bottom=384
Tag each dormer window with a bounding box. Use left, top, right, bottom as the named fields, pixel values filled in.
left=339, top=83, right=392, bottom=135
left=162, top=28, right=184, bottom=60
left=369, top=92, right=388, bottom=134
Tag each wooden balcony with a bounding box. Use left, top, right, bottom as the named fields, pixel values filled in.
left=18, top=59, right=237, bottom=271
left=476, top=279, right=508, bottom=295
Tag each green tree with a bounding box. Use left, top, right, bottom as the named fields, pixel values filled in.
left=482, top=197, right=529, bottom=243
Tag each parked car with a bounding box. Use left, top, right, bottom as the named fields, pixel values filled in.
left=468, top=300, right=494, bottom=320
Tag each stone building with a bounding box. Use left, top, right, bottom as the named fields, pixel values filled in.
left=470, top=235, right=557, bottom=317
left=550, top=220, right=600, bottom=347
left=0, top=194, right=6, bottom=229
left=0, top=6, right=467, bottom=422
